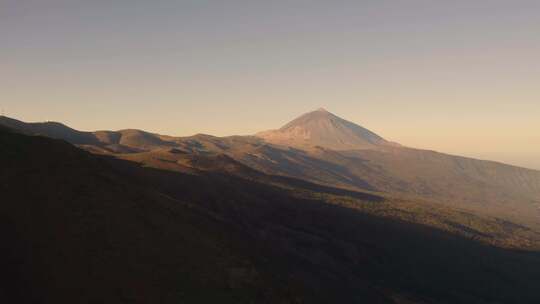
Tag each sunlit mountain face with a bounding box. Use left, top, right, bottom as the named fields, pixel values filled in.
left=256, top=108, right=395, bottom=150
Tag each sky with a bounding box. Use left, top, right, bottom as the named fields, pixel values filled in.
left=2, top=0, right=539, bottom=169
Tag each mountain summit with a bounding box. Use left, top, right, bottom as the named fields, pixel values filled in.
left=256, top=108, right=394, bottom=150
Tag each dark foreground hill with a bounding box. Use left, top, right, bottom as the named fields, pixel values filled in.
left=2, top=127, right=540, bottom=303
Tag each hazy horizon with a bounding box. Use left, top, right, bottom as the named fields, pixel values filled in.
left=2, top=1, right=539, bottom=169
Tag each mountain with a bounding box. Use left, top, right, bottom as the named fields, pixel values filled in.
left=2, top=112, right=540, bottom=230
left=2, top=126, right=540, bottom=303
left=256, top=108, right=396, bottom=150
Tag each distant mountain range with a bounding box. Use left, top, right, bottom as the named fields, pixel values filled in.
left=2, top=109, right=539, bottom=229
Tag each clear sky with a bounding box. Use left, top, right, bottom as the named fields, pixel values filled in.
left=2, top=0, right=540, bottom=169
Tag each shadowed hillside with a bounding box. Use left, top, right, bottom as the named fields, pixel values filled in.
left=2, top=127, right=540, bottom=303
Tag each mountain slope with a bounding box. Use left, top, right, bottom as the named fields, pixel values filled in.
left=256, top=108, right=395, bottom=150
left=2, top=127, right=540, bottom=303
